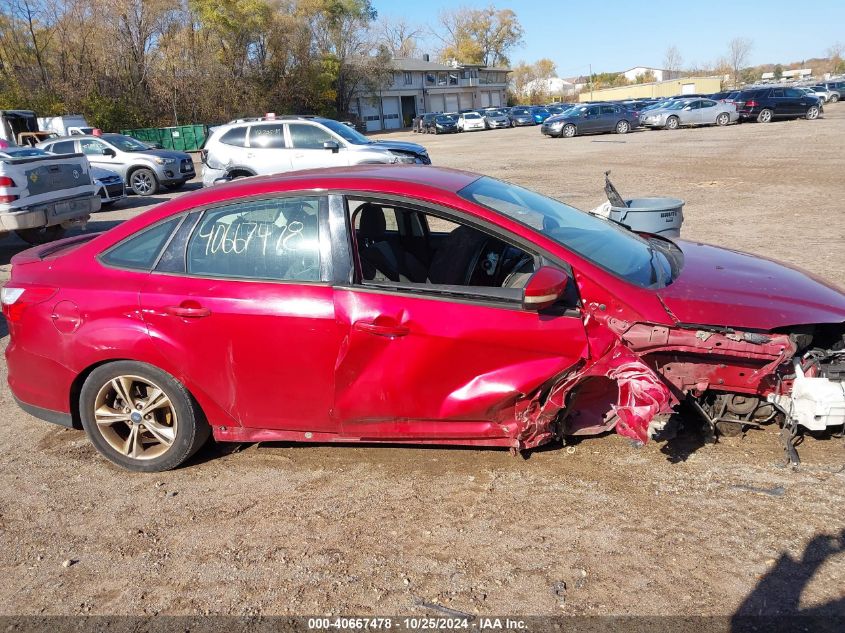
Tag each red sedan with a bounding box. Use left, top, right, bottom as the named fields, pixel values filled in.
left=3, top=166, right=844, bottom=471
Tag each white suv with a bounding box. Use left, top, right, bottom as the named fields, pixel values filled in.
left=201, top=116, right=431, bottom=186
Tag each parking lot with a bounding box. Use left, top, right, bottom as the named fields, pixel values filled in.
left=0, top=108, right=843, bottom=618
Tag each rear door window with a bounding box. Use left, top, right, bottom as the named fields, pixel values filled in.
left=185, top=196, right=324, bottom=282
left=50, top=140, right=76, bottom=154
left=248, top=123, right=286, bottom=149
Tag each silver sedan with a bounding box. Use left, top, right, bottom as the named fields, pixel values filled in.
left=640, top=98, right=739, bottom=130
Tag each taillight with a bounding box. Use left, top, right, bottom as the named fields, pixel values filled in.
left=1, top=285, right=57, bottom=323
left=0, top=176, right=16, bottom=203
left=744, top=100, right=758, bottom=108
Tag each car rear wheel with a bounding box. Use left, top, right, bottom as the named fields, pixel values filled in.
left=805, top=105, right=820, bottom=120
left=129, top=168, right=159, bottom=196
left=561, top=123, right=576, bottom=138
left=79, top=361, right=210, bottom=472
left=716, top=112, right=730, bottom=126
left=757, top=109, right=773, bottom=123
left=615, top=120, right=630, bottom=134
left=665, top=116, right=680, bottom=130
left=15, top=225, right=67, bottom=245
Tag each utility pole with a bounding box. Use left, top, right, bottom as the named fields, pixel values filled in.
left=589, top=63, right=593, bottom=101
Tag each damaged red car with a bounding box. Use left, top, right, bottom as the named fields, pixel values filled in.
left=3, top=165, right=844, bottom=471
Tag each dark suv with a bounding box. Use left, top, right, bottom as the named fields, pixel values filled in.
left=734, top=87, right=823, bottom=123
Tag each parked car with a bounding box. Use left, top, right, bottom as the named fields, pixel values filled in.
left=542, top=103, right=635, bottom=138
left=425, top=114, right=458, bottom=134
left=639, top=98, right=738, bottom=129
left=809, top=85, right=839, bottom=103
left=38, top=134, right=195, bottom=196
left=0, top=144, right=100, bottom=244
left=37, top=115, right=94, bottom=137
left=508, top=107, right=535, bottom=126
left=529, top=107, right=552, bottom=124
left=91, top=166, right=126, bottom=207
left=822, top=81, right=845, bottom=101
left=200, top=116, right=430, bottom=186
left=416, top=113, right=437, bottom=133
left=481, top=109, right=511, bottom=129
left=734, top=87, right=822, bottom=123
left=457, top=112, right=486, bottom=132
left=5, top=165, right=844, bottom=471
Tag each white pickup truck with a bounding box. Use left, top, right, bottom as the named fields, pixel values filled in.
left=0, top=146, right=101, bottom=244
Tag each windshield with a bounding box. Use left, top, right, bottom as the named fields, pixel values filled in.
left=320, top=119, right=370, bottom=145
left=511, top=108, right=529, bottom=115
left=464, top=113, right=481, bottom=119
left=485, top=110, right=503, bottom=116
left=101, top=134, right=151, bottom=152
left=532, top=108, right=550, bottom=116
left=665, top=101, right=688, bottom=110
left=435, top=115, right=452, bottom=123
left=458, top=176, right=678, bottom=288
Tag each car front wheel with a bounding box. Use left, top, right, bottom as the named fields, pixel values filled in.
left=129, top=168, right=159, bottom=196
left=665, top=116, right=680, bottom=130
left=561, top=123, right=576, bottom=138
left=79, top=361, right=210, bottom=472
left=806, top=105, right=820, bottom=120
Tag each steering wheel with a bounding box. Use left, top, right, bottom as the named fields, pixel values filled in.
left=502, top=253, right=535, bottom=288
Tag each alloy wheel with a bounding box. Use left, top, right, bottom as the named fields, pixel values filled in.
left=130, top=170, right=156, bottom=196
left=716, top=113, right=729, bottom=126
left=806, top=106, right=820, bottom=120
left=93, top=375, right=177, bottom=461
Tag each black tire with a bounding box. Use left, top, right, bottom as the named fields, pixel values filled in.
left=561, top=123, right=576, bottom=138
left=616, top=119, right=630, bottom=134
left=79, top=361, right=211, bottom=472
left=128, top=167, right=159, bottom=196
left=665, top=116, right=680, bottom=130
left=16, top=225, right=67, bottom=245
left=715, top=112, right=730, bottom=126
left=757, top=108, right=773, bottom=123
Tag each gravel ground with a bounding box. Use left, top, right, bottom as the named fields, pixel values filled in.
left=0, top=108, right=843, bottom=618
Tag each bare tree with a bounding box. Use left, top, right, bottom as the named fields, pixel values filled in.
left=727, top=37, right=753, bottom=86
left=663, top=45, right=682, bottom=74
left=376, top=16, right=421, bottom=58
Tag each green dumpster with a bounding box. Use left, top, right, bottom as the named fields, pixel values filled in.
left=120, top=125, right=209, bottom=152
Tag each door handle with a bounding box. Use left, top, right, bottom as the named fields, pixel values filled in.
left=353, top=319, right=409, bottom=338
left=166, top=302, right=211, bottom=318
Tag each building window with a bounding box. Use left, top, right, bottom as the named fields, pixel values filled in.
left=404, top=72, right=413, bottom=85
left=437, top=72, right=447, bottom=86
left=425, top=73, right=435, bottom=85
left=449, top=73, right=458, bottom=86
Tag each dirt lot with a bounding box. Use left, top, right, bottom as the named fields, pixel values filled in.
left=0, top=109, right=843, bottom=619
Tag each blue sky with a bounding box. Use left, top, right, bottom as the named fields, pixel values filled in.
left=374, top=0, right=845, bottom=76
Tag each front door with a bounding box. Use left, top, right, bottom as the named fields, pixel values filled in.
left=580, top=105, right=602, bottom=133
left=285, top=122, right=349, bottom=171
left=138, top=195, right=342, bottom=432
left=333, top=199, right=589, bottom=441
left=79, top=138, right=126, bottom=177
left=245, top=122, right=292, bottom=176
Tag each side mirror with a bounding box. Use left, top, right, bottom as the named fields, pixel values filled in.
left=523, top=266, right=569, bottom=311
left=102, top=148, right=116, bottom=157
left=323, top=140, right=340, bottom=153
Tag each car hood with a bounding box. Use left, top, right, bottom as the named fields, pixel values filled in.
left=143, top=149, right=192, bottom=160
left=371, top=140, right=427, bottom=155
left=656, top=240, right=845, bottom=331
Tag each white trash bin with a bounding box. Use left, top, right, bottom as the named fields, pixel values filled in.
left=608, top=198, right=684, bottom=238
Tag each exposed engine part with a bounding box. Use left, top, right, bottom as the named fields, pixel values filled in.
left=769, top=358, right=845, bottom=432
left=691, top=392, right=780, bottom=438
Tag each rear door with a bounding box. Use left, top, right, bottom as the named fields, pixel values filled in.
left=245, top=123, right=292, bottom=175
left=332, top=195, right=589, bottom=442
left=138, top=194, right=343, bottom=433
left=599, top=105, right=618, bottom=131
